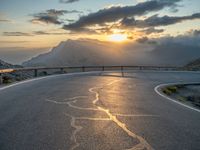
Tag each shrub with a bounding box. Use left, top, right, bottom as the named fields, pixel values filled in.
left=3, top=76, right=13, bottom=84
left=177, top=96, right=186, bottom=102
left=162, top=88, right=172, bottom=95
left=167, top=86, right=178, bottom=93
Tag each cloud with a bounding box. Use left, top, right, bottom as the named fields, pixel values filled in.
left=63, top=0, right=181, bottom=31
left=136, top=36, right=149, bottom=43
left=133, top=29, right=200, bottom=65
left=136, top=29, right=200, bottom=46
left=0, top=41, right=29, bottom=43
left=3, top=32, right=33, bottom=36
left=0, top=19, right=12, bottom=23
left=141, top=27, right=164, bottom=34
left=3, top=30, right=68, bottom=36
left=33, top=30, right=68, bottom=35
left=121, top=13, right=200, bottom=28
left=0, top=13, right=12, bottom=23
left=136, top=36, right=158, bottom=44
left=30, top=9, right=82, bottom=25
left=192, top=29, right=200, bottom=36
left=59, top=0, right=79, bottom=4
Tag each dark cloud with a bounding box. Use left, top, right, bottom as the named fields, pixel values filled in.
left=33, top=31, right=68, bottom=35
left=136, top=37, right=158, bottom=45
left=67, top=28, right=98, bottom=35
left=33, top=31, right=52, bottom=35
left=65, top=19, right=75, bottom=23
left=136, top=29, right=200, bottom=46
left=136, top=37, right=149, bottom=43
left=192, top=29, right=200, bottom=36
left=0, top=19, right=11, bottom=22
left=132, top=29, right=200, bottom=66
left=33, top=31, right=50, bottom=35
left=0, top=15, right=12, bottom=23
left=3, top=32, right=33, bottom=36
left=3, top=30, right=68, bottom=36
left=30, top=9, right=82, bottom=25
left=0, top=13, right=12, bottom=23
left=0, top=41, right=29, bottom=43
left=142, top=27, right=164, bottom=34
left=143, top=13, right=200, bottom=27
left=121, top=13, right=200, bottom=28
left=63, top=0, right=181, bottom=31
left=162, top=30, right=200, bottom=47
left=149, top=43, right=200, bottom=66
left=59, top=0, right=79, bottom=4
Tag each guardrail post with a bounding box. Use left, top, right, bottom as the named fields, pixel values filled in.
left=0, top=73, right=3, bottom=85
left=19, top=71, right=23, bottom=81
left=102, top=66, right=105, bottom=71
left=60, top=68, right=64, bottom=74
left=121, top=66, right=124, bottom=77
left=82, top=66, right=85, bottom=72
left=34, top=69, right=38, bottom=77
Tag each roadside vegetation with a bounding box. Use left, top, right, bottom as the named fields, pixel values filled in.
left=162, top=84, right=200, bottom=108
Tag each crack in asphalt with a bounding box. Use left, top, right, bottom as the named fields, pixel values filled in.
left=45, top=79, right=154, bottom=150
left=89, top=80, right=153, bottom=150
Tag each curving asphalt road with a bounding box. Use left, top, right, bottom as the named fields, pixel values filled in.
left=0, top=71, right=200, bottom=150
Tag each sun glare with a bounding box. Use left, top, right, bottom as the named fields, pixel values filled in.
left=108, top=34, right=127, bottom=42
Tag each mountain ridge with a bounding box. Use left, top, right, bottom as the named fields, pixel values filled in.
left=22, top=39, right=200, bottom=67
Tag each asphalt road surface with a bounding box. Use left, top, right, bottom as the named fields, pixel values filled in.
left=0, top=71, right=200, bottom=150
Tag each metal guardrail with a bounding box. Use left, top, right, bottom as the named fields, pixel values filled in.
left=0, top=65, right=181, bottom=84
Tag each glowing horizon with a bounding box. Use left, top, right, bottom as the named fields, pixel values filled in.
left=108, top=34, right=127, bottom=42
left=0, top=0, right=200, bottom=64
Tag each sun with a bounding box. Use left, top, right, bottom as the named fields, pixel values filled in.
left=108, top=34, right=127, bottom=42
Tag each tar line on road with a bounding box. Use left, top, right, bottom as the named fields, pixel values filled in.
left=46, top=79, right=154, bottom=150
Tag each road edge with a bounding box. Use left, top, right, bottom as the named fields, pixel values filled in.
left=154, top=82, right=200, bottom=113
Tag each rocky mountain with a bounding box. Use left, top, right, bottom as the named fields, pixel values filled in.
left=23, top=39, right=126, bottom=66
left=23, top=39, right=200, bottom=67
